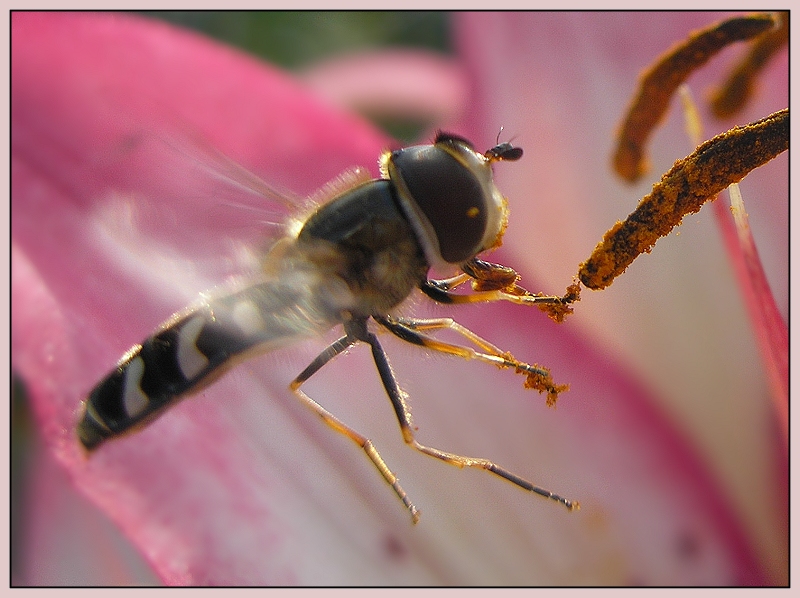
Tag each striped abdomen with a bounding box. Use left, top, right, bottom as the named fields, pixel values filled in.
left=77, top=273, right=347, bottom=450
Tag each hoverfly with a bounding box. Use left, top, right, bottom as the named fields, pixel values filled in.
left=77, top=131, right=578, bottom=523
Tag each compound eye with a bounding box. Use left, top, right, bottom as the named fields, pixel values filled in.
left=391, top=145, right=488, bottom=264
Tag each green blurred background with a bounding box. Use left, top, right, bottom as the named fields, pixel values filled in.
left=147, top=11, right=450, bottom=69
left=145, top=11, right=453, bottom=141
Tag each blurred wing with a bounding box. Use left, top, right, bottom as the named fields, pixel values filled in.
left=87, top=128, right=376, bottom=306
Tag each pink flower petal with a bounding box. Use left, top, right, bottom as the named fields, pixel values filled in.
left=12, top=12, right=781, bottom=585
left=453, top=11, right=786, bottom=583
left=300, top=49, right=469, bottom=126
left=714, top=187, right=788, bottom=443
left=15, top=429, right=160, bottom=586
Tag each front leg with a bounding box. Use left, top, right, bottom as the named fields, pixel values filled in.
left=421, top=258, right=581, bottom=322
left=375, top=315, right=568, bottom=407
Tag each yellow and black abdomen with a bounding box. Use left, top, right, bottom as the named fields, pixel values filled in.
left=77, top=275, right=344, bottom=450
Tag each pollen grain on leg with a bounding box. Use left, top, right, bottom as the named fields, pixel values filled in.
left=538, top=281, right=582, bottom=323
left=518, top=363, right=569, bottom=407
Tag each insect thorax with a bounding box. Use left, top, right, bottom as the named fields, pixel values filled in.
left=296, top=179, right=429, bottom=315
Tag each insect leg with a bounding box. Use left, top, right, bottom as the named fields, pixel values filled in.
left=420, top=280, right=569, bottom=307
left=374, top=315, right=568, bottom=407
left=422, top=258, right=579, bottom=319
left=367, top=317, right=578, bottom=511
left=289, top=331, right=420, bottom=524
